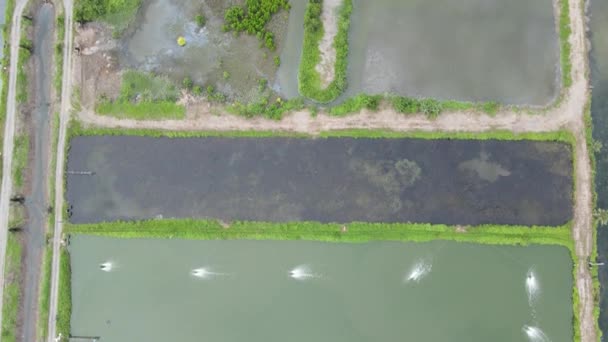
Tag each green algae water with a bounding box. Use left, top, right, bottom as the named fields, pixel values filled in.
left=69, top=235, right=573, bottom=342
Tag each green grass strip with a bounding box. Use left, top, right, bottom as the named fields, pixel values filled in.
left=69, top=119, right=576, bottom=144
left=1, top=234, right=22, bottom=342
left=54, top=12, right=65, bottom=95
left=298, top=0, right=352, bottom=103
left=56, top=248, right=71, bottom=340
left=37, top=246, right=52, bottom=341
left=12, top=134, right=29, bottom=189
left=65, top=219, right=574, bottom=249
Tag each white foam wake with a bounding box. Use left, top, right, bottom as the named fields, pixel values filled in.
left=289, top=265, right=319, bottom=280
left=190, top=267, right=228, bottom=279
left=526, top=268, right=540, bottom=305
left=99, top=261, right=114, bottom=272
left=405, top=260, right=432, bottom=283
left=523, top=325, right=550, bottom=342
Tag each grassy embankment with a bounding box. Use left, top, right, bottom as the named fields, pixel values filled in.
left=54, top=11, right=64, bottom=95
left=585, top=99, right=602, bottom=340
left=298, top=0, right=351, bottom=104
left=1, top=0, right=31, bottom=340
left=0, top=2, right=15, bottom=341
left=299, top=0, right=572, bottom=118
left=74, top=0, right=141, bottom=35
left=96, top=70, right=186, bottom=120
left=56, top=248, right=71, bottom=340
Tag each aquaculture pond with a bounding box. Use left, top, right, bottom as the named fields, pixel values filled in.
left=342, top=0, right=559, bottom=105
left=589, top=0, right=608, bottom=336
left=69, top=235, right=573, bottom=342
left=118, top=0, right=299, bottom=102
left=66, top=136, right=572, bottom=225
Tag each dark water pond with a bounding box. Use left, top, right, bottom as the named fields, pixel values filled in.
left=588, top=0, right=608, bottom=337
left=66, top=136, right=572, bottom=225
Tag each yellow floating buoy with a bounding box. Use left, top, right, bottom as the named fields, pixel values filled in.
left=177, top=36, right=186, bottom=47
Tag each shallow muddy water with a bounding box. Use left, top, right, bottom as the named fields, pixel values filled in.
left=341, top=0, right=559, bottom=105
left=588, top=0, right=608, bottom=336
left=118, top=0, right=291, bottom=101
left=66, top=137, right=572, bottom=225
left=69, top=235, right=573, bottom=342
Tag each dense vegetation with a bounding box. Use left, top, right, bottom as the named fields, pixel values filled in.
left=327, top=93, right=499, bottom=118
left=74, top=0, right=142, bottom=32
left=223, top=0, right=290, bottom=50
left=299, top=0, right=352, bottom=103
left=227, top=97, right=305, bottom=120
left=96, top=71, right=185, bottom=120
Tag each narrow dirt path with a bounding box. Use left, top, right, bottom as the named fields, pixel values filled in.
left=315, top=0, right=341, bottom=87
left=74, top=0, right=596, bottom=340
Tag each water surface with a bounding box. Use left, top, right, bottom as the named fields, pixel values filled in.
left=588, top=0, right=608, bottom=336
left=69, top=235, right=573, bottom=342
left=342, top=0, right=559, bottom=105
left=66, top=137, right=572, bottom=225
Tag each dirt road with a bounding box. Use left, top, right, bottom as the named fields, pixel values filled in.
left=0, top=0, right=28, bottom=338
left=46, top=0, right=73, bottom=340
left=72, top=0, right=596, bottom=340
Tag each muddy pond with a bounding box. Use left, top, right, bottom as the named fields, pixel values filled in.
left=340, top=0, right=559, bottom=105
left=66, top=136, right=572, bottom=225
left=118, top=0, right=295, bottom=102
left=69, top=235, right=573, bottom=342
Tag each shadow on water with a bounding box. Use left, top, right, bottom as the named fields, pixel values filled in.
left=66, top=137, right=572, bottom=226
left=589, top=0, right=608, bottom=338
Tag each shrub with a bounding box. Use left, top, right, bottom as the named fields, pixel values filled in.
left=195, top=14, right=206, bottom=27
left=274, top=56, right=280, bottom=67
left=223, top=0, right=290, bottom=51
left=419, top=99, right=442, bottom=118
left=329, top=94, right=381, bottom=116
left=391, top=96, right=419, bottom=114
left=182, top=76, right=193, bottom=90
